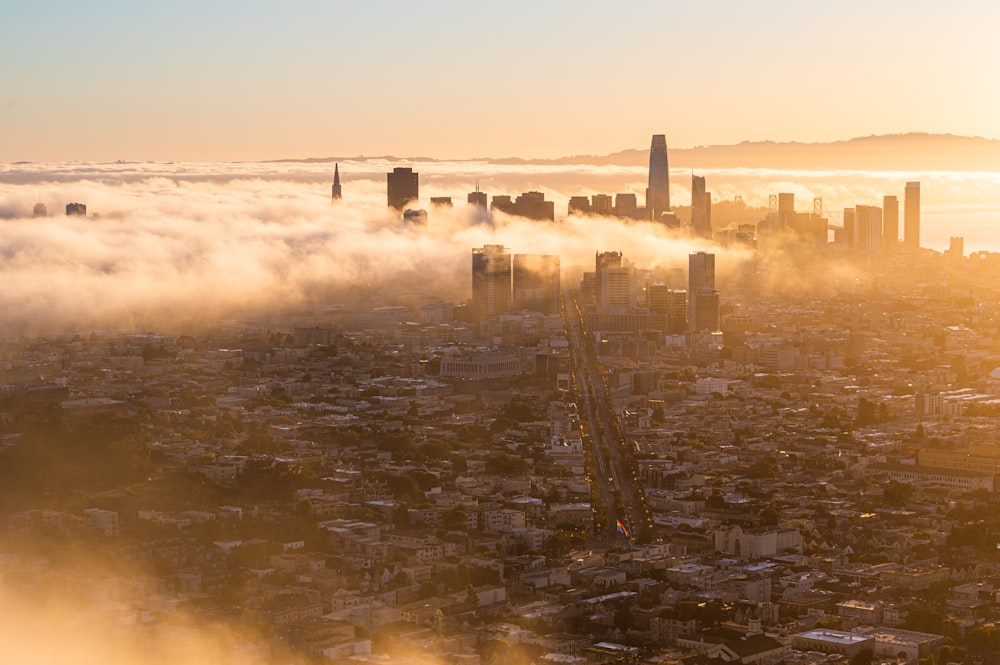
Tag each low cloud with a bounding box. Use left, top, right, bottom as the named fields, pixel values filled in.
left=0, top=160, right=994, bottom=335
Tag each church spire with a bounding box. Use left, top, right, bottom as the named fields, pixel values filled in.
left=331, top=163, right=342, bottom=201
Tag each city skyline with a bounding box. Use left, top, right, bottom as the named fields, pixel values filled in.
left=2, top=1, right=999, bottom=162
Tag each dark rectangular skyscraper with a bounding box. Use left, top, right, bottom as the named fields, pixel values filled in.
left=387, top=167, right=418, bottom=210
left=688, top=251, right=718, bottom=332
left=904, top=181, right=920, bottom=252
left=472, top=245, right=512, bottom=321
left=691, top=175, right=711, bottom=238
left=646, top=134, right=669, bottom=219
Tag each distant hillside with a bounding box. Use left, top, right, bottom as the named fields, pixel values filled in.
left=284, top=134, right=1000, bottom=171
left=489, top=133, right=1000, bottom=171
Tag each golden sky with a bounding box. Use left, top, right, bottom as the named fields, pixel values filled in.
left=2, top=0, right=999, bottom=162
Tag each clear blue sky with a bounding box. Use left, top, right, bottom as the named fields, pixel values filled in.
left=2, top=0, right=998, bottom=161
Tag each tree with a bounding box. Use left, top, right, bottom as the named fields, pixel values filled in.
left=883, top=480, right=914, bottom=506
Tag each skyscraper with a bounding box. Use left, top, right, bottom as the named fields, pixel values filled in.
left=904, top=181, right=920, bottom=252
left=387, top=167, right=419, bottom=210
left=688, top=251, right=718, bottom=332
left=468, top=190, right=487, bottom=208
left=614, top=193, right=637, bottom=219
left=882, top=195, right=898, bottom=249
left=646, top=134, right=670, bottom=219
left=513, top=254, right=560, bottom=314
left=855, top=205, right=883, bottom=253
left=691, top=175, right=711, bottom=238
left=472, top=245, right=512, bottom=321
left=777, top=193, right=795, bottom=229
left=331, top=163, right=342, bottom=201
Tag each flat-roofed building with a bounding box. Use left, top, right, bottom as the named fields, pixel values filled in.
left=791, top=629, right=874, bottom=657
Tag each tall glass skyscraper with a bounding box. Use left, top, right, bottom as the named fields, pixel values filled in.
left=904, top=181, right=920, bottom=252
left=646, top=134, right=670, bottom=219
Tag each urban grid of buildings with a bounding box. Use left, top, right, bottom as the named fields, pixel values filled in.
left=8, top=135, right=1000, bottom=665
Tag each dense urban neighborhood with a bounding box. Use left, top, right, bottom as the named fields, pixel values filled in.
left=5, top=236, right=1000, bottom=665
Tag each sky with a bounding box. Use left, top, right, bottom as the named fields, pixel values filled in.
left=3, top=0, right=1000, bottom=162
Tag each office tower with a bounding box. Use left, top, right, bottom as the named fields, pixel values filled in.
left=599, top=265, right=633, bottom=311
left=948, top=236, right=964, bottom=259
left=691, top=175, right=712, bottom=238
left=693, top=291, right=721, bottom=332
left=591, top=194, right=613, bottom=215
left=647, top=283, right=671, bottom=314
left=777, top=193, right=795, bottom=229
left=614, top=193, right=637, bottom=219
left=468, top=191, right=487, bottom=207
left=688, top=251, right=718, bottom=332
left=568, top=196, right=591, bottom=215
left=855, top=205, right=883, bottom=253
left=32, top=202, right=47, bottom=217
left=646, top=134, right=670, bottom=219
left=688, top=251, right=715, bottom=293
left=842, top=208, right=856, bottom=247
left=513, top=254, right=560, bottom=314
left=331, top=163, right=342, bottom=201
left=472, top=245, right=513, bottom=321
left=904, top=181, right=920, bottom=252
left=430, top=197, right=453, bottom=207
left=595, top=251, right=632, bottom=311
left=387, top=167, right=418, bottom=210
left=666, top=289, right=688, bottom=334
left=882, top=195, right=898, bottom=249
left=66, top=202, right=87, bottom=216
left=491, top=191, right=555, bottom=221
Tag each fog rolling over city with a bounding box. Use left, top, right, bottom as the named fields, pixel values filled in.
left=4, top=157, right=998, bottom=335
left=0, top=162, right=754, bottom=336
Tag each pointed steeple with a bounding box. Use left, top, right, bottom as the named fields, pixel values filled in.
left=331, top=163, right=342, bottom=201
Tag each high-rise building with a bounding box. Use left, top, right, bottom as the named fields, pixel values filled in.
left=490, top=192, right=554, bottom=221
left=591, top=194, right=613, bottom=215
left=614, top=193, right=638, bottom=219
left=32, top=202, right=47, bottom=217
left=666, top=289, right=688, bottom=334
left=430, top=197, right=453, bottom=207
left=472, top=245, right=512, bottom=321
left=691, top=175, right=712, bottom=238
left=948, top=236, right=964, bottom=260
left=688, top=252, right=718, bottom=332
left=513, top=254, right=560, bottom=314
left=904, top=181, right=921, bottom=252
left=387, top=167, right=418, bottom=210
left=568, top=196, right=591, bottom=215
left=468, top=190, right=487, bottom=208
left=66, top=202, right=87, bottom=216
left=646, top=134, right=670, bottom=219
left=882, top=195, right=898, bottom=249
left=331, top=163, right=342, bottom=201
left=855, top=205, right=883, bottom=253
left=777, top=193, right=795, bottom=229
left=595, top=251, right=631, bottom=311
left=842, top=208, right=856, bottom=247
left=693, top=291, right=721, bottom=333
left=688, top=251, right=715, bottom=294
